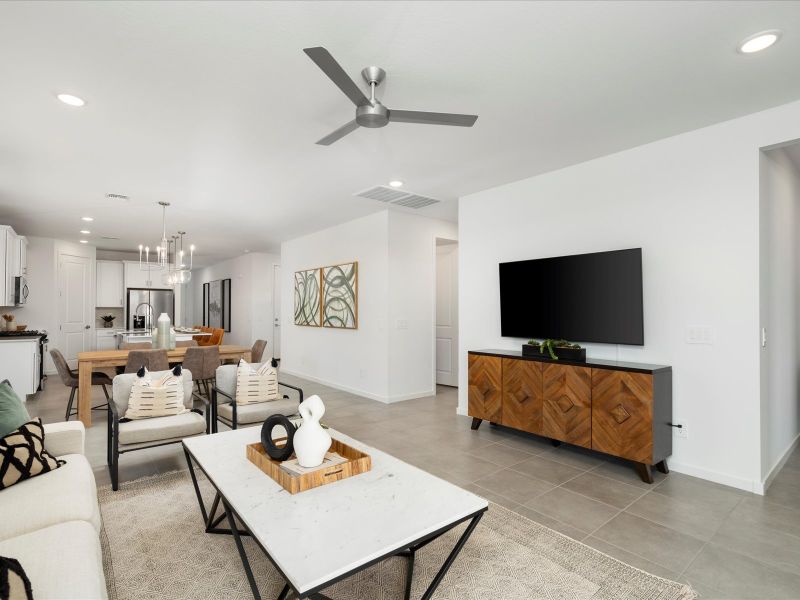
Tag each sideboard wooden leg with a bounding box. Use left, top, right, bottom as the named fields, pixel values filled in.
left=655, top=459, right=669, bottom=475
left=634, top=462, right=654, bottom=484
left=550, top=439, right=562, bottom=447
left=470, top=417, right=482, bottom=430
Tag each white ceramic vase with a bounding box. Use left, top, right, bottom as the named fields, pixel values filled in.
left=293, top=395, right=331, bottom=468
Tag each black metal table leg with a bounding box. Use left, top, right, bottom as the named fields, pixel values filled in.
left=419, top=512, right=483, bottom=600
left=223, top=498, right=262, bottom=600
left=276, top=583, right=290, bottom=600
left=183, top=445, right=209, bottom=523
left=403, top=550, right=415, bottom=600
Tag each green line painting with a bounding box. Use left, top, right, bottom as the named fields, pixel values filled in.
left=294, top=268, right=321, bottom=327
left=322, top=262, right=358, bottom=329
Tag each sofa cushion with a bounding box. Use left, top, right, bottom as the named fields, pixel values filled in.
left=235, top=359, right=279, bottom=405
left=0, top=381, right=30, bottom=439
left=1, top=419, right=64, bottom=491
left=112, top=370, right=193, bottom=417
left=118, top=411, right=206, bottom=445
left=217, top=398, right=299, bottom=425
left=0, top=555, right=33, bottom=600
left=125, top=369, right=187, bottom=420
left=0, top=453, right=100, bottom=541
left=0, top=520, right=107, bottom=599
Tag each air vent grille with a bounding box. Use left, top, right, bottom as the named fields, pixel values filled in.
left=354, top=186, right=441, bottom=209
left=105, top=193, right=130, bottom=201
left=101, top=236, right=120, bottom=240
left=355, top=186, right=408, bottom=203
left=392, top=194, right=439, bottom=209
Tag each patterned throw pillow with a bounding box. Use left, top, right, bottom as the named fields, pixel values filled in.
left=124, top=369, right=187, bottom=420
left=0, top=418, right=65, bottom=491
left=0, top=556, right=34, bottom=600
left=235, top=359, right=278, bottom=405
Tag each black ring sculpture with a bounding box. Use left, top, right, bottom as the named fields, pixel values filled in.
left=261, top=415, right=296, bottom=461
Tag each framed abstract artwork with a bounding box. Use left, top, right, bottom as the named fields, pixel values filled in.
left=294, top=268, right=321, bottom=326
left=203, top=278, right=231, bottom=331
left=322, top=262, right=358, bottom=329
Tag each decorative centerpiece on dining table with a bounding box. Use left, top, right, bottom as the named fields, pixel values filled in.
left=246, top=395, right=371, bottom=494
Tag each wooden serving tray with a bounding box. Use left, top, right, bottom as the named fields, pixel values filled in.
left=246, top=437, right=371, bottom=494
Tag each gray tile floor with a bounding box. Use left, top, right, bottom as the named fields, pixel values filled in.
left=26, top=374, right=800, bottom=600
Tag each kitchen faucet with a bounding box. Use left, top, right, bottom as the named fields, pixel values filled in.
left=134, top=302, right=153, bottom=330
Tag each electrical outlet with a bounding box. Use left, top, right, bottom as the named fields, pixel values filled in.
left=359, top=368, right=366, bottom=379
left=396, top=319, right=408, bottom=330
left=671, top=419, right=688, bottom=439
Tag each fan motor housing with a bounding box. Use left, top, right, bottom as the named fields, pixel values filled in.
left=356, top=102, right=389, bottom=128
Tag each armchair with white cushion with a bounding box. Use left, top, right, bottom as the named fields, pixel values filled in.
left=108, top=369, right=208, bottom=491
left=211, top=364, right=303, bottom=432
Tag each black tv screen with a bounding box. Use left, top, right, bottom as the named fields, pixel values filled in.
left=499, top=248, right=644, bottom=345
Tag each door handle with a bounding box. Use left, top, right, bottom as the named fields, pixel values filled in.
left=84, top=325, right=91, bottom=330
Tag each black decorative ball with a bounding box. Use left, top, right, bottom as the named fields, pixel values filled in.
left=261, top=415, right=296, bottom=461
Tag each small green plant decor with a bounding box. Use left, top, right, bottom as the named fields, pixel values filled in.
left=528, top=339, right=582, bottom=360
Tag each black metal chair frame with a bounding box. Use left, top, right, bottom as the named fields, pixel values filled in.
left=66, top=381, right=110, bottom=422
left=210, top=382, right=304, bottom=433
left=107, top=390, right=210, bottom=491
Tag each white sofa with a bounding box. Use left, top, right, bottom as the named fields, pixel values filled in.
left=0, top=421, right=107, bottom=599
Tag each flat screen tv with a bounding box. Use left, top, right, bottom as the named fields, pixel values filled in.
left=499, top=248, right=644, bottom=345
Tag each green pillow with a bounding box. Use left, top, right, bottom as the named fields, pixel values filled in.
left=0, top=381, right=30, bottom=439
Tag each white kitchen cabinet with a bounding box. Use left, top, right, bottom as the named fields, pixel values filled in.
left=0, top=226, right=19, bottom=306
left=123, top=261, right=158, bottom=289
left=97, top=260, right=124, bottom=307
left=17, top=236, right=27, bottom=276
left=96, top=329, right=119, bottom=351
left=0, top=338, right=40, bottom=398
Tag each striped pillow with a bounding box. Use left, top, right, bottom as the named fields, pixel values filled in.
left=125, top=370, right=187, bottom=420
left=235, top=359, right=278, bottom=405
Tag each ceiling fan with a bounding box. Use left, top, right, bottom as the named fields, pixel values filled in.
left=303, top=46, right=479, bottom=146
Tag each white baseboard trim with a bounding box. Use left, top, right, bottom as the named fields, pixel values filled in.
left=760, top=431, right=800, bottom=494
left=279, top=368, right=434, bottom=404
left=668, top=460, right=761, bottom=494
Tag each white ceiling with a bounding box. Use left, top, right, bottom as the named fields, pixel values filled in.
left=1, top=1, right=800, bottom=263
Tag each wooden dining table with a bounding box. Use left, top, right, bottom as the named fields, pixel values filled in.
left=76, top=345, right=252, bottom=427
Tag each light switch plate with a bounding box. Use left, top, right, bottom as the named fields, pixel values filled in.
left=686, top=327, right=714, bottom=345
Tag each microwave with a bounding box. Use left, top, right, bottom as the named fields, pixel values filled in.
left=14, top=276, right=28, bottom=306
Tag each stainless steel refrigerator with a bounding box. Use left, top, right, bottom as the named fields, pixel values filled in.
left=127, top=288, right=175, bottom=330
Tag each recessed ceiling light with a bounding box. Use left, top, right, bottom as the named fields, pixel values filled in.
left=738, top=30, right=781, bottom=54
left=79, top=240, right=88, bottom=244
left=389, top=180, right=404, bottom=188
left=80, top=230, right=90, bottom=235
left=57, top=93, right=86, bottom=107
left=81, top=216, right=93, bottom=222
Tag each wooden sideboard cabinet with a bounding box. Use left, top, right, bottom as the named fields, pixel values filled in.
left=468, top=350, right=672, bottom=483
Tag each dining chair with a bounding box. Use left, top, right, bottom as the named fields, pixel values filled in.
left=250, top=339, right=267, bottom=363
left=50, top=349, right=112, bottom=421
left=107, top=369, right=208, bottom=490
left=182, top=346, right=219, bottom=397
left=124, top=349, right=169, bottom=374
left=176, top=340, right=198, bottom=347
left=211, top=362, right=303, bottom=432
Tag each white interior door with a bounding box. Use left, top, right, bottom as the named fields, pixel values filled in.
left=436, top=243, right=458, bottom=386
left=272, top=264, right=281, bottom=359
left=59, top=253, right=92, bottom=368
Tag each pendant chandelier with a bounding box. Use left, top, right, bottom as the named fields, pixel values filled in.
left=137, top=201, right=195, bottom=286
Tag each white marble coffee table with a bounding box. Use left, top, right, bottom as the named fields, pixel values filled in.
left=182, top=427, right=488, bottom=600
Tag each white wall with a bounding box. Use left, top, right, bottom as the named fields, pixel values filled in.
left=759, top=146, right=800, bottom=487
left=281, top=210, right=455, bottom=403
left=388, top=212, right=458, bottom=399
left=191, top=252, right=280, bottom=351
left=281, top=211, right=390, bottom=400
left=459, top=99, right=800, bottom=493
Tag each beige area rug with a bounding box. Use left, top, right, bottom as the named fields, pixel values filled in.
left=98, top=471, right=696, bottom=600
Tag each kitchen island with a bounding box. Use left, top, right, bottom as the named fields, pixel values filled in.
left=115, top=330, right=211, bottom=348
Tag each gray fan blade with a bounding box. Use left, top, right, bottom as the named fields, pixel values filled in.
left=304, top=47, right=371, bottom=107
left=388, top=110, right=478, bottom=127
left=316, top=120, right=360, bottom=146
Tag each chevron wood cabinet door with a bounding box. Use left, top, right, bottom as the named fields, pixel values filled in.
left=501, top=358, right=543, bottom=434
left=542, top=363, right=592, bottom=448
left=591, top=369, right=653, bottom=463
left=468, top=354, right=502, bottom=423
